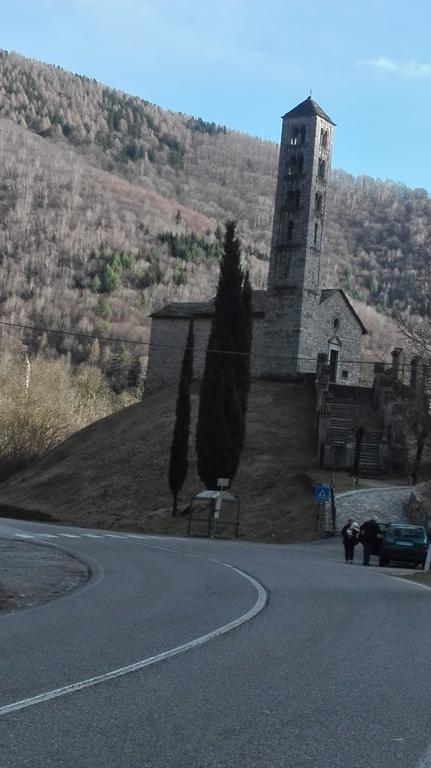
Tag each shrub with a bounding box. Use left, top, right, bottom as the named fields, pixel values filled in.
left=0, top=356, right=134, bottom=480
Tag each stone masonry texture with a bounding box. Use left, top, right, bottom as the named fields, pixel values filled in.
left=263, top=106, right=334, bottom=378
left=335, top=487, right=412, bottom=532
left=318, top=292, right=363, bottom=384
left=145, top=316, right=265, bottom=391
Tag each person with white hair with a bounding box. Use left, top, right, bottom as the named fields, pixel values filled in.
left=341, top=518, right=360, bottom=563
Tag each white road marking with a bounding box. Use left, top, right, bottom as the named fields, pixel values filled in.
left=0, top=562, right=267, bottom=717
left=374, top=571, right=431, bottom=593
left=81, top=534, right=102, bottom=539
left=103, top=534, right=127, bottom=539
left=58, top=534, right=80, bottom=538
left=13, top=534, right=34, bottom=539
left=34, top=534, right=58, bottom=539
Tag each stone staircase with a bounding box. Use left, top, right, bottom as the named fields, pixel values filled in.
left=326, top=384, right=384, bottom=478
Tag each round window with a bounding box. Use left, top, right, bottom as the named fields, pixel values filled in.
left=333, top=318, right=340, bottom=330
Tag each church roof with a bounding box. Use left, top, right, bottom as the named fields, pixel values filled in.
left=151, top=289, right=267, bottom=319
left=283, top=96, right=336, bottom=126
left=153, top=288, right=366, bottom=333
left=320, top=289, right=367, bottom=334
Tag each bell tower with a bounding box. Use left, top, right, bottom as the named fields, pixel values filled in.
left=263, top=96, right=335, bottom=378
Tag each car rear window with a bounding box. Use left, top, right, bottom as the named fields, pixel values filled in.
left=388, top=527, right=427, bottom=542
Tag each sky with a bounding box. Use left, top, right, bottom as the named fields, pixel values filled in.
left=2, top=0, right=431, bottom=191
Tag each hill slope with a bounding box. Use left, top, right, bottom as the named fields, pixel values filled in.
left=0, top=381, right=318, bottom=543
left=0, top=49, right=430, bottom=372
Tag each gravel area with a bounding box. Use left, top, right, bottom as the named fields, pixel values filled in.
left=0, top=539, right=89, bottom=613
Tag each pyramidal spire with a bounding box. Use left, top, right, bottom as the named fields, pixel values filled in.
left=283, top=96, right=335, bottom=125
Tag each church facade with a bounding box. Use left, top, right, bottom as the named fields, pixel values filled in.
left=145, top=97, right=366, bottom=391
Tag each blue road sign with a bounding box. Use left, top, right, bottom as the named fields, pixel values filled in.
left=314, top=484, right=331, bottom=503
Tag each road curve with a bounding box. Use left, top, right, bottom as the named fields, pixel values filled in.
left=1, top=517, right=431, bottom=768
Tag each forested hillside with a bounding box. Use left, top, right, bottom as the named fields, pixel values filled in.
left=0, top=48, right=430, bottom=378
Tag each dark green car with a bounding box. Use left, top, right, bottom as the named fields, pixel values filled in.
left=379, top=523, right=429, bottom=568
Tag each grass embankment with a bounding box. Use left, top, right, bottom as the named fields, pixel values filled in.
left=0, top=380, right=319, bottom=543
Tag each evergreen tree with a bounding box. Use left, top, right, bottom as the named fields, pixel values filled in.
left=196, top=221, right=252, bottom=489
left=168, top=319, right=194, bottom=515
left=107, top=344, right=132, bottom=392
left=127, top=356, right=143, bottom=392
left=237, top=269, right=253, bottom=416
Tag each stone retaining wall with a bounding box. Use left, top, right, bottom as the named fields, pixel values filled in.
left=334, top=486, right=412, bottom=531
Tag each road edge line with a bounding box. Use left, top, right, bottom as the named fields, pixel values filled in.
left=0, top=560, right=267, bottom=717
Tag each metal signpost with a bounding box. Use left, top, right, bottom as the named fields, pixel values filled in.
left=424, top=542, right=431, bottom=574
left=215, top=479, right=229, bottom=518
left=314, top=484, right=331, bottom=536
left=209, top=478, right=230, bottom=537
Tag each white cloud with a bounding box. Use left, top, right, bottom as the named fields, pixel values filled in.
left=359, top=57, right=431, bottom=77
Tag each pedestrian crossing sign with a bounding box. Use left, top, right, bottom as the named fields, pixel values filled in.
left=314, top=484, right=331, bottom=503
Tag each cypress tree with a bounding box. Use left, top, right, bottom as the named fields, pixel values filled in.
left=237, top=269, right=253, bottom=417
left=168, top=319, right=194, bottom=516
left=196, top=221, right=252, bottom=489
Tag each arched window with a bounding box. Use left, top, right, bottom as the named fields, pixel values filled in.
left=320, top=129, right=328, bottom=148
left=290, top=127, right=300, bottom=146
left=287, top=220, right=294, bottom=242
left=315, top=192, right=323, bottom=213
left=295, top=189, right=301, bottom=208
left=314, top=222, right=319, bottom=244
left=300, top=126, right=306, bottom=144
left=333, top=318, right=340, bottom=330
left=318, top=158, right=326, bottom=180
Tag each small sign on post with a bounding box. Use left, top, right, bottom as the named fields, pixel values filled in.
left=313, top=484, right=331, bottom=503
left=217, top=478, right=230, bottom=490
left=314, top=484, right=331, bottom=537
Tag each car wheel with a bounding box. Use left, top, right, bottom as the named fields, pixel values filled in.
left=379, top=557, right=388, bottom=567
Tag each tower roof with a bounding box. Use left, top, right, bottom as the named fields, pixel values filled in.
left=283, top=96, right=335, bottom=125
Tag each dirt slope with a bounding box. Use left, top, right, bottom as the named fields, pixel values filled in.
left=0, top=381, right=318, bottom=542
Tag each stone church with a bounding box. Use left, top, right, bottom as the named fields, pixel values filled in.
left=145, top=96, right=366, bottom=391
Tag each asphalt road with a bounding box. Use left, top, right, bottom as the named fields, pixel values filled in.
left=1, top=518, right=431, bottom=768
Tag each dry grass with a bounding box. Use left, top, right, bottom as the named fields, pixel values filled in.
left=401, top=572, right=431, bottom=588
left=0, top=356, right=135, bottom=480
left=0, top=380, right=319, bottom=543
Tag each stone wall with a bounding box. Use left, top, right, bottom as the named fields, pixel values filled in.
left=145, top=315, right=265, bottom=391
left=318, top=292, right=363, bottom=385
left=145, top=293, right=361, bottom=391
left=335, top=486, right=412, bottom=531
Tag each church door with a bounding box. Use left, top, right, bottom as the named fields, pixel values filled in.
left=329, top=348, right=339, bottom=383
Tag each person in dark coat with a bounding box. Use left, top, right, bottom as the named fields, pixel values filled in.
left=360, top=517, right=380, bottom=566
left=341, top=519, right=359, bottom=563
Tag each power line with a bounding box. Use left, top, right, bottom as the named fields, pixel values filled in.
left=0, top=318, right=406, bottom=367
left=0, top=319, right=147, bottom=348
